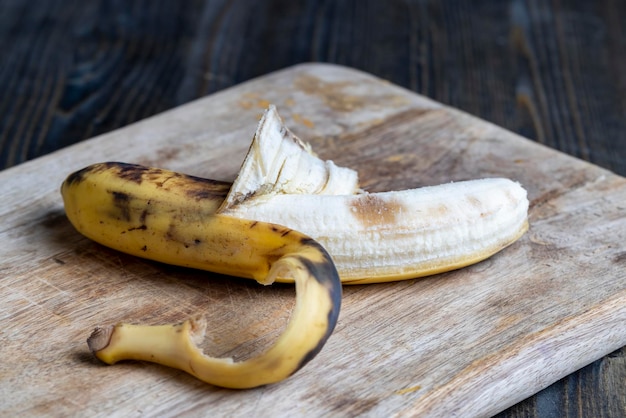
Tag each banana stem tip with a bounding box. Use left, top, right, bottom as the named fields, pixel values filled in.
left=87, top=325, right=114, bottom=354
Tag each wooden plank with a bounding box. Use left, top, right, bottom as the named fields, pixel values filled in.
left=1, top=63, right=624, bottom=417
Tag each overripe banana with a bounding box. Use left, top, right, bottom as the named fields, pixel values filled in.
left=61, top=105, right=529, bottom=389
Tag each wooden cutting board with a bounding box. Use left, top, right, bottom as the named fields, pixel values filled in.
left=1, top=63, right=624, bottom=417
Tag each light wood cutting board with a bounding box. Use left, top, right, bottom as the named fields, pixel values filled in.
left=1, top=63, right=624, bottom=417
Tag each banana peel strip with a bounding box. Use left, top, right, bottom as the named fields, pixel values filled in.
left=84, top=239, right=341, bottom=389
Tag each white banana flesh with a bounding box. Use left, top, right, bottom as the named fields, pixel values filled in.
left=222, top=178, right=528, bottom=283
left=220, top=106, right=529, bottom=284
left=223, top=106, right=359, bottom=206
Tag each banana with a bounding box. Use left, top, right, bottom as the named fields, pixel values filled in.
left=62, top=162, right=341, bottom=389
left=61, top=105, right=529, bottom=388
left=221, top=106, right=529, bottom=284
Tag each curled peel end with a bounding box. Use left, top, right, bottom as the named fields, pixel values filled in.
left=87, top=325, right=114, bottom=354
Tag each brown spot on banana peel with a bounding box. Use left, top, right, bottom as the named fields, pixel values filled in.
left=111, top=191, right=132, bottom=221
left=139, top=208, right=149, bottom=224
left=183, top=180, right=231, bottom=201
left=291, top=239, right=342, bottom=374
left=62, top=166, right=92, bottom=187
left=66, top=162, right=150, bottom=187
left=112, top=163, right=151, bottom=184
left=65, top=162, right=231, bottom=201
left=62, top=163, right=113, bottom=187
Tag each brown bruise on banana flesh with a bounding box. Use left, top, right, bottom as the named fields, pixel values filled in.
left=465, top=195, right=482, bottom=208
left=349, top=194, right=404, bottom=227
left=426, top=203, right=450, bottom=218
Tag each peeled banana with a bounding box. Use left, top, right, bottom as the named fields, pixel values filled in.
left=61, top=105, right=529, bottom=389
left=220, top=106, right=529, bottom=284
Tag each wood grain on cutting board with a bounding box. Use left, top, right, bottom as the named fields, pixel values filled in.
left=1, top=64, right=624, bottom=417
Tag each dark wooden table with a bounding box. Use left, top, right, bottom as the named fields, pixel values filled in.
left=1, top=1, right=624, bottom=416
